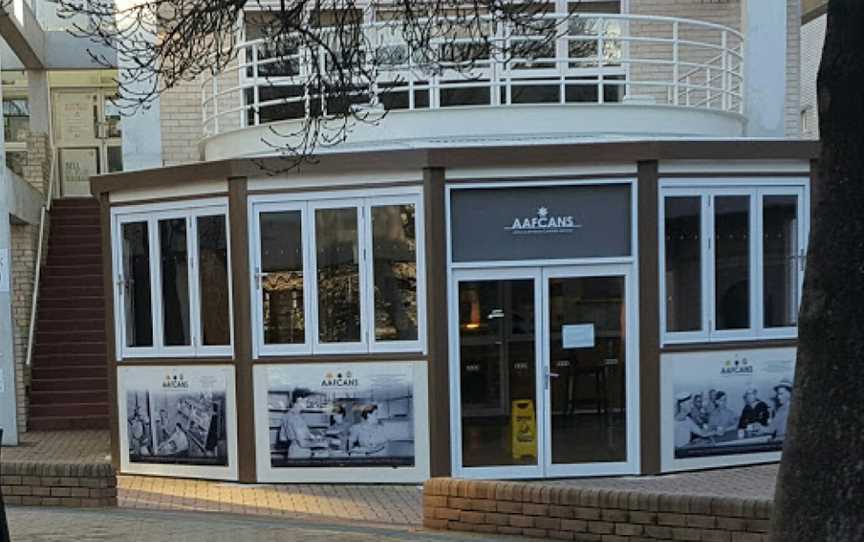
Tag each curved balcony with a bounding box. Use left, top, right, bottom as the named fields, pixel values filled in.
left=201, top=13, right=744, bottom=160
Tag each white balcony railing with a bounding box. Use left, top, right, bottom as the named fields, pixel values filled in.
left=201, top=13, right=744, bottom=139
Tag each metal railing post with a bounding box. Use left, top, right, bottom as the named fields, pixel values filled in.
left=211, top=76, right=220, bottom=135
left=25, top=149, right=57, bottom=370
left=721, top=30, right=729, bottom=111
left=597, top=17, right=605, bottom=104
left=252, top=43, right=260, bottom=126
left=672, top=20, right=680, bottom=106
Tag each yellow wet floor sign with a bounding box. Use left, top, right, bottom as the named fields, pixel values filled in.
left=511, top=399, right=537, bottom=459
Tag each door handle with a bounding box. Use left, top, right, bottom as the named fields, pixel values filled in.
left=543, top=366, right=559, bottom=389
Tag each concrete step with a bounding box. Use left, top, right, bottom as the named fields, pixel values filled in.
left=29, top=415, right=109, bottom=431
left=40, top=285, right=104, bottom=299
left=43, top=264, right=103, bottom=278
left=42, top=275, right=104, bottom=290
left=37, top=318, right=105, bottom=332
left=29, top=401, right=109, bottom=419
left=30, top=389, right=109, bottom=405
left=29, top=377, right=108, bottom=392
left=32, top=353, right=107, bottom=367
left=33, top=342, right=106, bottom=356
left=36, top=330, right=106, bottom=344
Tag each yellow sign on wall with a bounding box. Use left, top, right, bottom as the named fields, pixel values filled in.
left=511, top=399, right=537, bottom=460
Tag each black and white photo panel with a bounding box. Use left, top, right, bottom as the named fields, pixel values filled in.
left=661, top=348, right=796, bottom=472
left=254, top=361, right=430, bottom=483
left=118, top=365, right=239, bottom=480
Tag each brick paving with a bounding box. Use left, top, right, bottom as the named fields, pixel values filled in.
left=6, top=507, right=544, bottom=541
left=118, top=476, right=424, bottom=526
left=545, top=463, right=779, bottom=499
left=2, top=430, right=111, bottom=465
left=3, top=430, right=782, bottom=537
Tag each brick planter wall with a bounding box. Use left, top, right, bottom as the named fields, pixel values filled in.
left=1, top=462, right=117, bottom=507
left=423, top=478, right=772, bottom=541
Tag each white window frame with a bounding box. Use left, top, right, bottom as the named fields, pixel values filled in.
left=251, top=201, right=313, bottom=356
left=249, top=188, right=426, bottom=357
left=659, top=180, right=809, bottom=345
left=111, top=199, right=234, bottom=360
left=308, top=198, right=369, bottom=355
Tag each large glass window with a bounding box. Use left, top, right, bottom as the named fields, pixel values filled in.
left=664, top=197, right=702, bottom=332
left=197, top=215, right=231, bottom=346
left=114, top=204, right=232, bottom=358
left=160, top=218, right=191, bottom=346
left=252, top=194, right=424, bottom=356
left=372, top=204, right=418, bottom=342
left=714, top=196, right=750, bottom=331
left=260, top=210, right=306, bottom=345
left=121, top=221, right=153, bottom=348
left=661, top=186, right=806, bottom=343
left=763, top=195, right=800, bottom=328
left=315, top=207, right=362, bottom=344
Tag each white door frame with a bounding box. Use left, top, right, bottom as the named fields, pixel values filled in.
left=540, top=263, right=640, bottom=478
left=449, top=262, right=640, bottom=479
left=449, top=266, right=546, bottom=480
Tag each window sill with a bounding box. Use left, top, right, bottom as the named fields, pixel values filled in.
left=660, top=337, right=798, bottom=353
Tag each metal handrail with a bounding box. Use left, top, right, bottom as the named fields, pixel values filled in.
left=202, top=12, right=746, bottom=138
left=24, top=148, right=57, bottom=368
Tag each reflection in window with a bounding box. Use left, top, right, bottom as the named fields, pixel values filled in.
left=763, top=196, right=800, bottom=328
left=197, top=215, right=230, bottom=346
left=372, top=204, right=418, bottom=341
left=260, top=211, right=306, bottom=345
left=159, top=218, right=191, bottom=346
left=665, top=197, right=702, bottom=332
left=122, top=222, right=153, bottom=347
left=459, top=279, right=537, bottom=468
left=3, top=98, right=29, bottom=142
left=316, top=208, right=361, bottom=343
left=715, top=196, right=750, bottom=330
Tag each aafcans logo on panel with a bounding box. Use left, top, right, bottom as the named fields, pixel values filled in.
left=505, top=206, right=583, bottom=235
left=721, top=358, right=754, bottom=375
left=320, top=370, right=359, bottom=388
left=162, top=373, right=190, bottom=389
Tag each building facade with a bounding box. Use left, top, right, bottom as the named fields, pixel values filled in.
left=2, top=0, right=814, bottom=484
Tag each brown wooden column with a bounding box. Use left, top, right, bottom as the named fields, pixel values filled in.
left=228, top=177, right=256, bottom=482
left=98, top=192, right=121, bottom=469
left=423, top=167, right=451, bottom=477
left=637, top=160, right=661, bottom=474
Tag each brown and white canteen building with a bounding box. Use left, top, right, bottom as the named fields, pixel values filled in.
left=0, top=0, right=817, bottom=488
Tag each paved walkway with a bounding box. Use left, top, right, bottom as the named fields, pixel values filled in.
left=6, top=507, right=544, bottom=541
left=118, top=476, right=423, bottom=526
left=546, top=463, right=778, bottom=499
left=3, top=430, right=782, bottom=531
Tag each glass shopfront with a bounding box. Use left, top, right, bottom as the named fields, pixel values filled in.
left=448, top=181, right=639, bottom=479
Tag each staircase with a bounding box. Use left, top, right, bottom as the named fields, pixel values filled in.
left=29, top=197, right=110, bottom=430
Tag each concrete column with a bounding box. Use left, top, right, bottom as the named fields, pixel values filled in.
left=116, top=0, right=162, bottom=171
left=743, top=0, right=788, bottom=137
left=0, top=57, right=21, bottom=445
left=27, top=69, right=50, bottom=136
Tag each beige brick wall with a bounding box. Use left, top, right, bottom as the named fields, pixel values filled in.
left=161, top=61, right=241, bottom=166
left=10, top=223, right=37, bottom=434
left=785, top=0, right=802, bottom=137
left=8, top=132, right=52, bottom=434
left=628, top=0, right=743, bottom=109
left=424, top=478, right=774, bottom=541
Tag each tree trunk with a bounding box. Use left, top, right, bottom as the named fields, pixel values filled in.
left=771, top=1, right=864, bottom=540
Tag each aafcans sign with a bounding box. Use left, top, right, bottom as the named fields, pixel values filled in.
left=505, top=206, right=582, bottom=235
left=450, top=183, right=631, bottom=262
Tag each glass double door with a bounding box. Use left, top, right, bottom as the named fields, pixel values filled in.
left=453, top=265, right=637, bottom=478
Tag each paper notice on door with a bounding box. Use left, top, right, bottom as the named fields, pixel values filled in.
left=562, top=324, right=595, bottom=349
